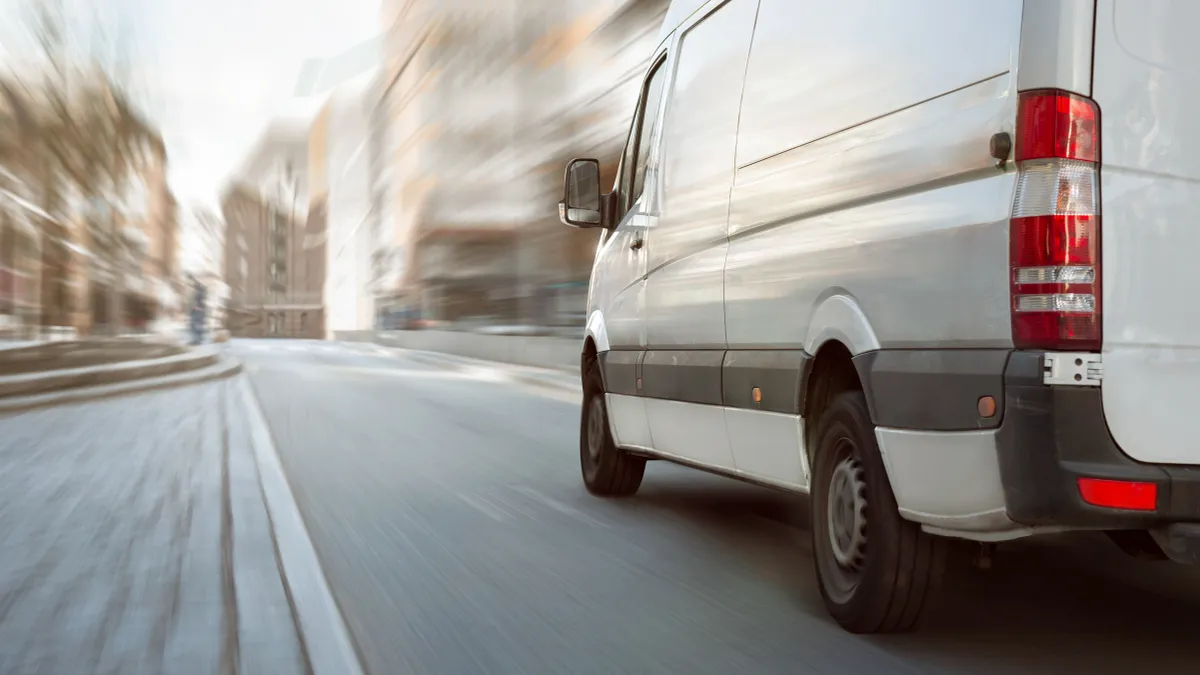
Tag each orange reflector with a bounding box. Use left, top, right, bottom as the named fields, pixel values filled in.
left=752, top=387, right=762, bottom=404
left=977, top=396, right=997, bottom=418
left=1077, top=477, right=1157, bottom=512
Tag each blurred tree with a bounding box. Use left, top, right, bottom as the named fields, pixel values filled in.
left=32, top=0, right=156, bottom=215
left=0, top=0, right=161, bottom=329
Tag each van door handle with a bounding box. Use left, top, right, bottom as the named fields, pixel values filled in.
left=630, top=238, right=643, bottom=251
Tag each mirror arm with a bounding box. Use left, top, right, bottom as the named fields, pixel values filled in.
left=600, top=191, right=617, bottom=229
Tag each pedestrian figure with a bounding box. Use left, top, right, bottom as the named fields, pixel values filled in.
left=190, top=278, right=207, bottom=345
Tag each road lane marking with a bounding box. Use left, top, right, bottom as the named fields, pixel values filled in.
left=237, top=376, right=366, bottom=675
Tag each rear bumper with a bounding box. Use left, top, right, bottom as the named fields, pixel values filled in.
left=997, top=351, right=1200, bottom=529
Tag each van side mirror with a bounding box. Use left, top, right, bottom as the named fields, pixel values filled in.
left=559, top=158, right=603, bottom=228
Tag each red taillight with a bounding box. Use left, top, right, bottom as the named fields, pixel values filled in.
left=1077, top=477, right=1157, bottom=512
left=1010, top=90, right=1102, bottom=351
left=1010, top=215, right=1097, bottom=268
left=1016, top=90, right=1099, bottom=162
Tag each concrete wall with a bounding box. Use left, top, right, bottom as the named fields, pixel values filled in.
left=334, top=329, right=579, bottom=371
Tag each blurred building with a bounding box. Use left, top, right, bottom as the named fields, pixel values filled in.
left=221, top=122, right=325, bottom=339
left=559, top=0, right=671, bottom=168
left=0, top=59, right=177, bottom=339
left=0, top=171, right=47, bottom=338
left=370, top=0, right=667, bottom=332
left=81, top=136, right=179, bottom=334
left=312, top=79, right=376, bottom=338
left=134, top=141, right=181, bottom=329
left=0, top=82, right=52, bottom=338
left=0, top=83, right=72, bottom=338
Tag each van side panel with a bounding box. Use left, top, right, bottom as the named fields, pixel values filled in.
left=1094, top=0, right=1200, bottom=465
left=1016, top=0, right=1095, bottom=94
left=734, top=0, right=1022, bottom=168
left=725, top=0, right=1023, bottom=351
left=645, top=0, right=759, bottom=349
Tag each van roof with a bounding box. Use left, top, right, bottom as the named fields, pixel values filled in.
left=658, top=0, right=709, bottom=43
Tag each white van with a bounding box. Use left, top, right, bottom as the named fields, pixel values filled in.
left=559, top=0, right=1200, bottom=633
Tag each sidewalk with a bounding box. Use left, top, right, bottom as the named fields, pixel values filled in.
left=0, top=377, right=310, bottom=674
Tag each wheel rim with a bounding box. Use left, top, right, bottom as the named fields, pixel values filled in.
left=586, top=396, right=605, bottom=463
left=824, top=439, right=868, bottom=602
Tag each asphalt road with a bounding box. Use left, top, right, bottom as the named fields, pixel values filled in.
left=235, top=339, right=1200, bottom=675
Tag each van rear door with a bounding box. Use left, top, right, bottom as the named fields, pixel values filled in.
left=1094, top=0, right=1200, bottom=465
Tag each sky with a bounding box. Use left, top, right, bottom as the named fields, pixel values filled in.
left=146, top=0, right=381, bottom=208
left=0, top=0, right=382, bottom=209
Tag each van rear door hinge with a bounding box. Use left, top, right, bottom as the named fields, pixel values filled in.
left=1043, top=353, right=1103, bottom=387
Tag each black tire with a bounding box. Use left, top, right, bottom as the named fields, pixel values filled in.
left=580, top=361, right=645, bottom=496
left=811, top=391, right=947, bottom=633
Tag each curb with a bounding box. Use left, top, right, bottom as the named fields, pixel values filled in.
left=0, top=339, right=184, bottom=370
left=237, top=376, right=365, bottom=675
left=0, top=348, right=219, bottom=399
left=0, top=356, right=243, bottom=415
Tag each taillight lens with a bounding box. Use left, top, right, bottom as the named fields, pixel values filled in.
left=1010, top=90, right=1101, bottom=351
left=1016, top=90, right=1099, bottom=162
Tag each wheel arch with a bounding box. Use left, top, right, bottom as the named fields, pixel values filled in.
left=800, top=293, right=880, bottom=462
left=582, top=309, right=610, bottom=384
left=803, top=293, right=881, bottom=358
left=585, top=309, right=611, bottom=353
left=582, top=335, right=599, bottom=384
left=802, top=339, right=864, bottom=469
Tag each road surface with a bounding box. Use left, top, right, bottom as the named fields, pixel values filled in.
left=0, top=375, right=306, bottom=675
left=234, top=339, right=1200, bottom=675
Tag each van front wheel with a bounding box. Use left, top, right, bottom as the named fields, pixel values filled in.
left=580, top=363, right=645, bottom=496
left=811, top=391, right=946, bottom=633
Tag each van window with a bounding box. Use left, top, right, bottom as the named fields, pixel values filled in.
left=632, top=63, right=667, bottom=204
left=617, top=58, right=667, bottom=219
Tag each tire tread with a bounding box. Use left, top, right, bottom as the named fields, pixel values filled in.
left=582, top=364, right=644, bottom=497
left=813, top=391, right=947, bottom=633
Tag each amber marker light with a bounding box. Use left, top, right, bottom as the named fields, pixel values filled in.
left=977, top=396, right=997, bottom=418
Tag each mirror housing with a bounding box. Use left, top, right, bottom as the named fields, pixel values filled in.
left=559, top=158, right=605, bottom=228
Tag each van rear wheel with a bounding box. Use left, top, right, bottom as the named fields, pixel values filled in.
left=580, top=362, right=645, bottom=496
left=811, top=391, right=946, bottom=633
